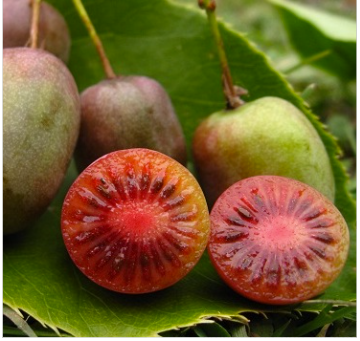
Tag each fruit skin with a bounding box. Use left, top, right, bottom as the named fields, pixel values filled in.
left=192, top=96, right=335, bottom=208
left=62, top=148, right=210, bottom=294
left=3, top=0, right=71, bottom=63
left=3, top=47, right=80, bottom=234
left=208, top=175, right=349, bottom=305
left=74, top=76, right=187, bottom=172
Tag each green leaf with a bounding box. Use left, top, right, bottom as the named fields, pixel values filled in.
left=272, top=317, right=292, bottom=337
left=291, top=305, right=357, bottom=337
left=3, top=0, right=356, bottom=337
left=269, top=0, right=356, bottom=80
left=327, top=114, right=356, bottom=154
left=3, top=305, right=37, bottom=337
left=329, top=318, right=356, bottom=337
left=193, top=322, right=232, bottom=337
left=249, top=317, right=274, bottom=337
left=228, top=322, right=248, bottom=337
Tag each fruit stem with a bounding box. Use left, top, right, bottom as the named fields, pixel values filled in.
left=198, top=0, right=245, bottom=109
left=30, top=0, right=42, bottom=49
left=72, top=0, right=116, bottom=79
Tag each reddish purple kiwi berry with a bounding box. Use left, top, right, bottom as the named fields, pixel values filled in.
left=61, top=149, right=210, bottom=294
left=3, top=47, right=80, bottom=235
left=3, top=0, right=71, bottom=63
left=74, top=76, right=187, bottom=172
left=193, top=97, right=335, bottom=208
left=208, top=175, right=349, bottom=305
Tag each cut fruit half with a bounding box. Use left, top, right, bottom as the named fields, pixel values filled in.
left=61, top=148, right=210, bottom=294
left=208, top=175, right=349, bottom=305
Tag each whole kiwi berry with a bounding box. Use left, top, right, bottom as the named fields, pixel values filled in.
left=3, top=0, right=71, bottom=63
left=74, top=76, right=187, bottom=172
left=193, top=97, right=335, bottom=207
left=3, top=47, right=80, bottom=235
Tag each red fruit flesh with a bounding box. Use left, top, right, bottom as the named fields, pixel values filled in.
left=61, top=149, right=210, bottom=294
left=208, top=176, right=349, bottom=305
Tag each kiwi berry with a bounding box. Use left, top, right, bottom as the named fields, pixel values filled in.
left=3, top=0, right=71, bottom=63
left=193, top=96, right=335, bottom=208
left=61, top=149, right=210, bottom=294
left=208, top=175, right=349, bottom=305
left=3, top=47, right=80, bottom=234
left=74, top=76, right=187, bottom=172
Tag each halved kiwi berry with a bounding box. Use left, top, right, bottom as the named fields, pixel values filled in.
left=208, top=175, right=349, bottom=305
left=61, top=148, right=210, bottom=294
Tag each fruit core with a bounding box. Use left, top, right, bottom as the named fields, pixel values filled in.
left=113, top=203, right=168, bottom=236
left=254, top=216, right=305, bottom=251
